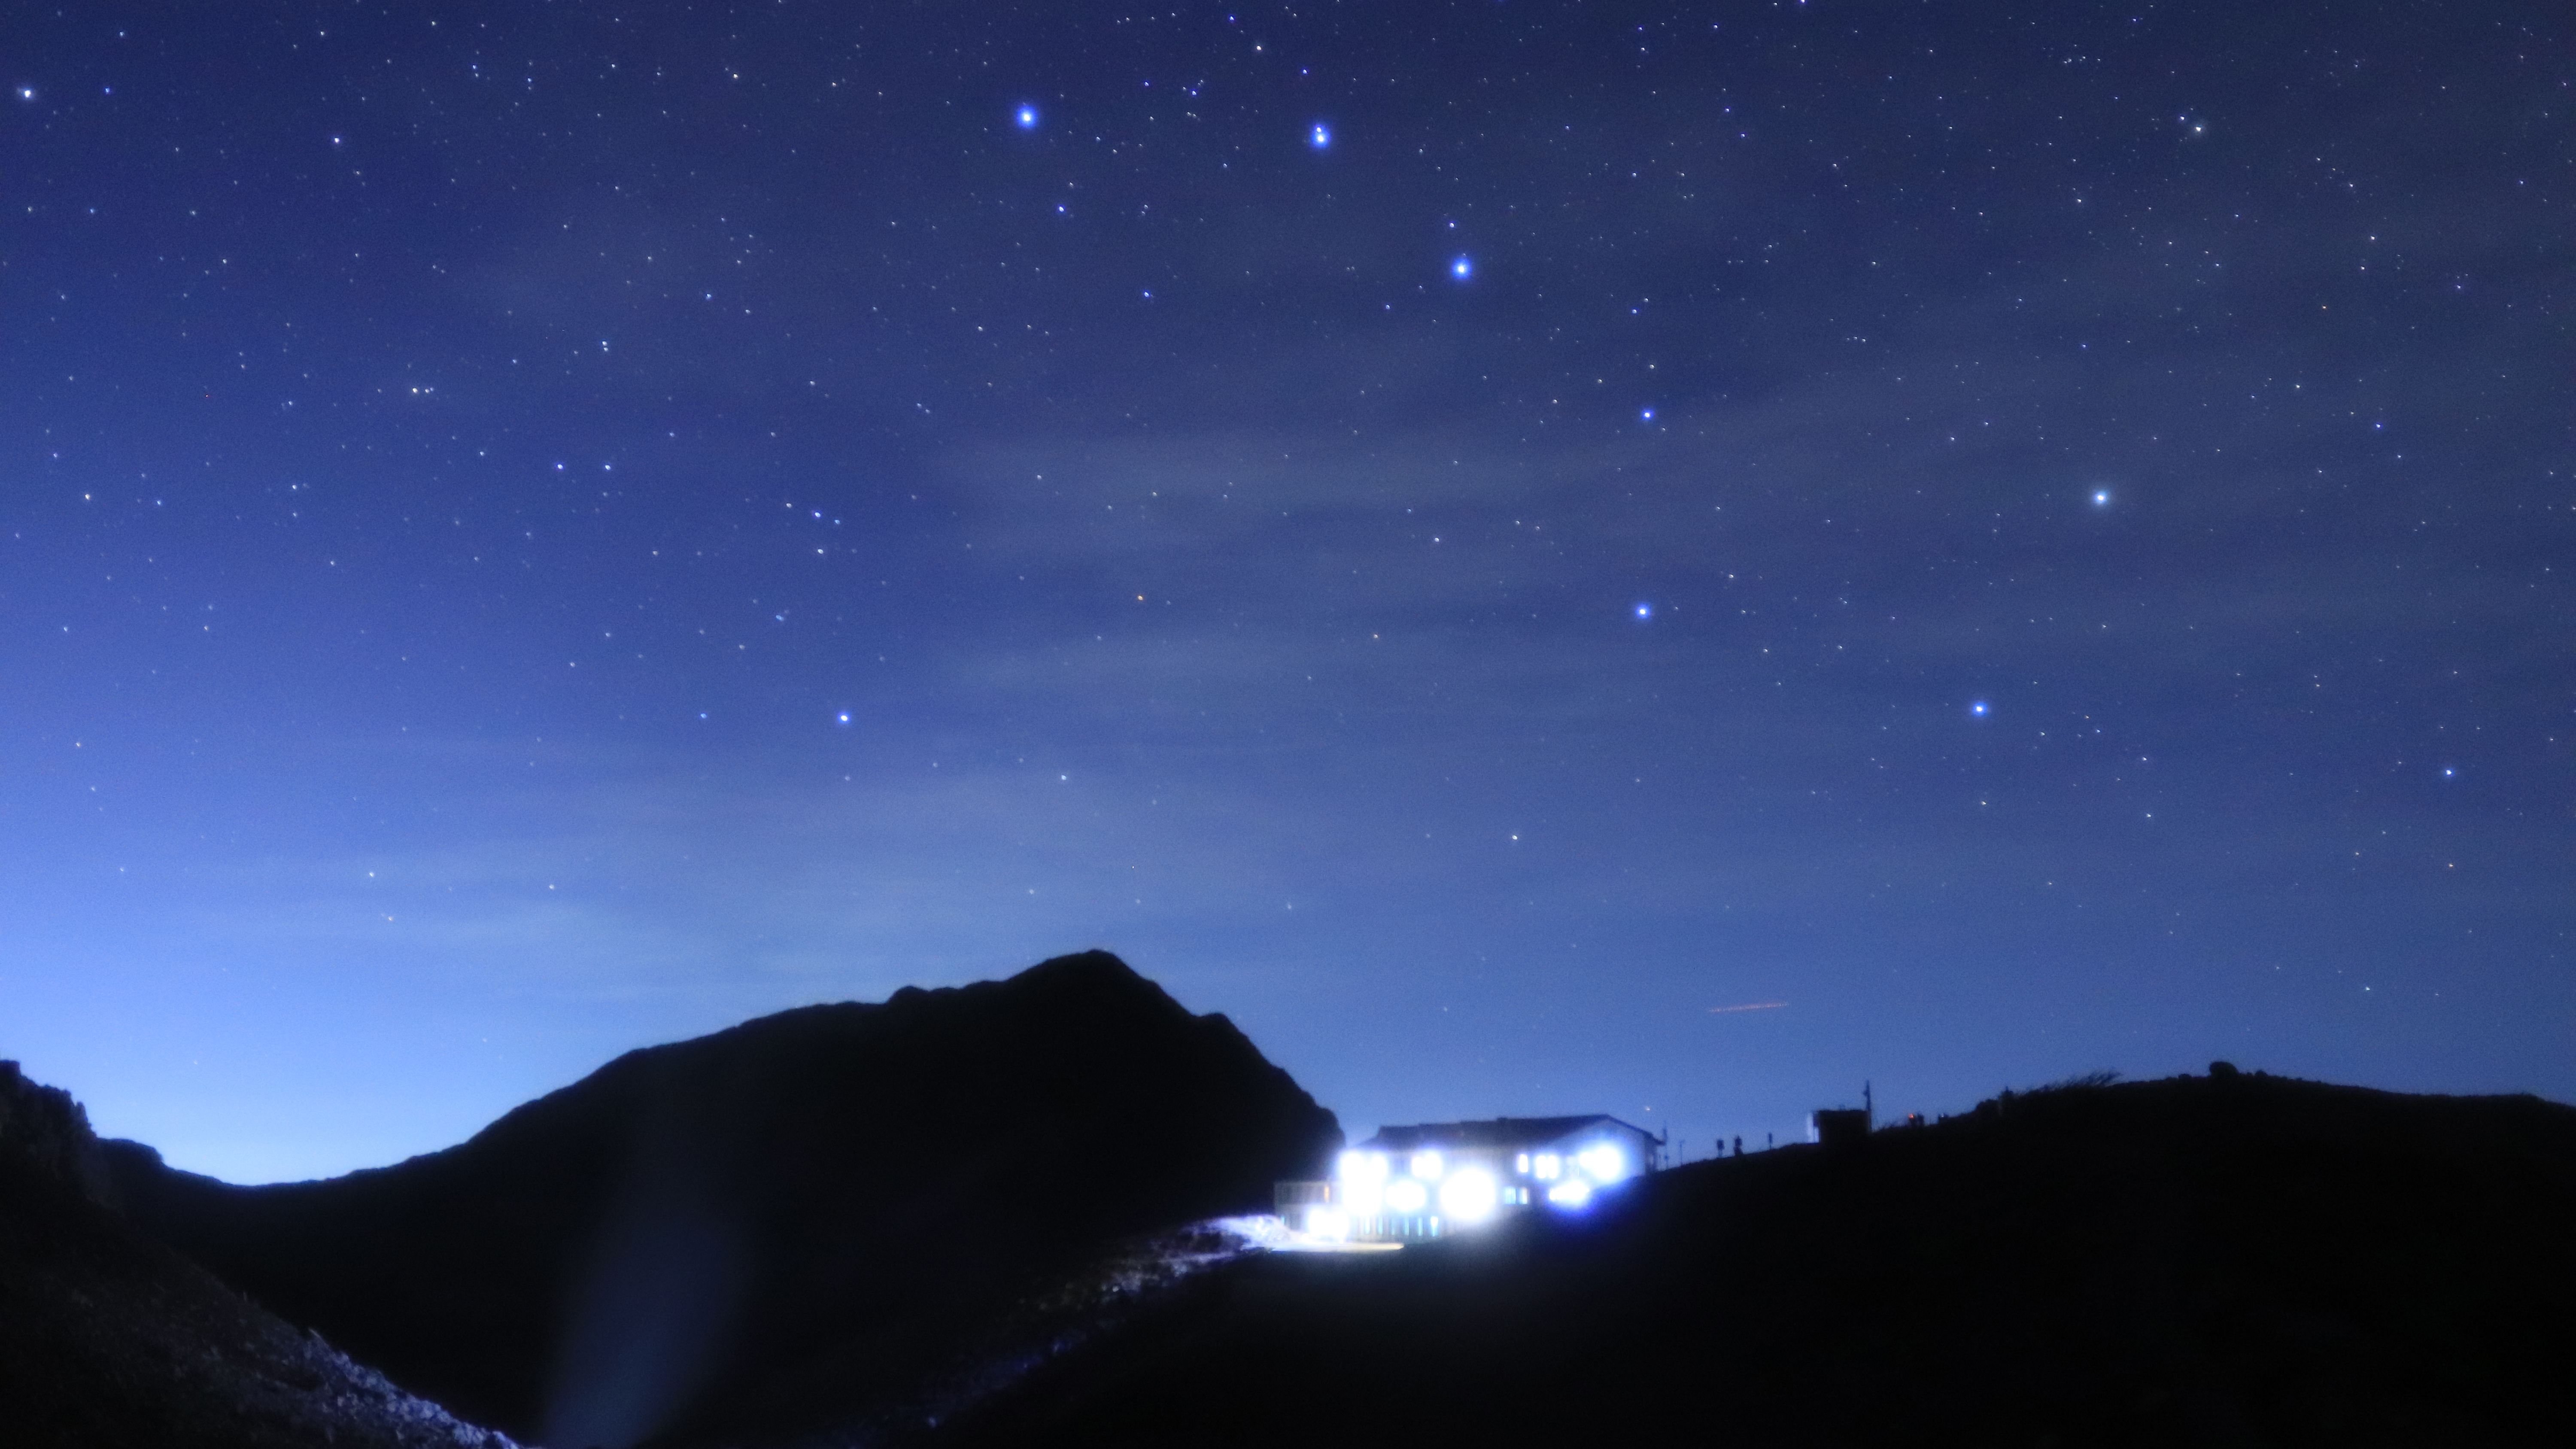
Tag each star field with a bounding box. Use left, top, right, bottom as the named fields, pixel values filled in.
left=1, top=0, right=2569, bottom=1181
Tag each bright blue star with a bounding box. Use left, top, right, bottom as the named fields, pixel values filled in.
left=1633, top=602, right=1653, bottom=620
left=1309, top=122, right=1331, bottom=149
left=1970, top=701, right=1990, bottom=717
left=2092, top=489, right=2111, bottom=506
left=1640, top=407, right=1655, bottom=422
left=837, top=712, right=853, bottom=726
left=1451, top=255, right=1474, bottom=280
left=1015, top=104, right=1039, bottom=130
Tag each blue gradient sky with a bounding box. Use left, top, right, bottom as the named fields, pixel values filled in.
left=4, top=1, right=2568, bottom=1182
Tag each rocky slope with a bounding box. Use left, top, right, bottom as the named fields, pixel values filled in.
left=942, top=1069, right=2576, bottom=1449
left=0, top=1061, right=516, bottom=1449
left=105, top=951, right=1341, bottom=1449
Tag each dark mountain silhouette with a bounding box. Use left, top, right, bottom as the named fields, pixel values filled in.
left=940, top=1069, right=2576, bottom=1449
left=0, top=1061, right=516, bottom=1449
left=103, top=951, right=1342, bottom=1449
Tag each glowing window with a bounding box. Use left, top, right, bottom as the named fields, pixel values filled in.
left=1580, top=1144, right=1624, bottom=1183
left=1410, top=1150, right=1444, bottom=1180
left=1438, top=1167, right=1499, bottom=1223
left=1534, top=1152, right=1561, bottom=1180
left=1385, top=1179, right=1428, bottom=1213
left=1515, top=1152, right=1531, bottom=1175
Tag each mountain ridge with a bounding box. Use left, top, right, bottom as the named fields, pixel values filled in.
left=937, top=1068, right=2576, bottom=1449
left=102, top=950, right=1342, bottom=1449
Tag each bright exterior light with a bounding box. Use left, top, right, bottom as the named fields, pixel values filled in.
left=1307, top=1208, right=1350, bottom=1241
left=1385, top=1180, right=1428, bottom=1213
left=1533, top=1152, right=1560, bottom=1180
left=1410, top=1150, right=1444, bottom=1180
left=1580, top=1144, right=1624, bottom=1183
left=1439, top=1167, right=1499, bottom=1223
left=1338, top=1151, right=1387, bottom=1213
left=1546, top=1180, right=1593, bottom=1208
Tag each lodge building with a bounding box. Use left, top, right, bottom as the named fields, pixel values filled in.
left=1277, top=1114, right=1662, bottom=1244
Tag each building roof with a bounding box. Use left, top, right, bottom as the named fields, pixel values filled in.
left=1357, top=1115, right=1660, bottom=1152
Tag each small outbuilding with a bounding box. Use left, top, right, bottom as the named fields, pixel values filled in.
left=1808, top=1107, right=1872, bottom=1148
left=1808, top=1081, right=1876, bottom=1148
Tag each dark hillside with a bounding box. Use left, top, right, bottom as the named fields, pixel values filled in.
left=0, top=1062, right=515, bottom=1449
left=942, top=1070, right=2576, bottom=1449
left=104, top=951, right=1341, bottom=1449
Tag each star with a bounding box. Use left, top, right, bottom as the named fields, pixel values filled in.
left=1309, top=122, right=1331, bottom=149
left=1015, top=104, right=1039, bottom=130
left=1633, top=602, right=1653, bottom=620
left=2092, top=489, right=2111, bottom=506
left=1450, top=255, right=1474, bottom=280
left=1971, top=701, right=1990, bottom=717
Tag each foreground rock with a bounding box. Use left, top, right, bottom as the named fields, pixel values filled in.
left=106, top=951, right=1341, bottom=1449
left=941, top=1070, right=2576, bottom=1449
left=0, top=1062, right=515, bottom=1449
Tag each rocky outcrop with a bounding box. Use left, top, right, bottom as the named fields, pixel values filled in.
left=0, top=1065, right=516, bottom=1449
left=108, top=951, right=1342, bottom=1449
left=0, top=1060, right=111, bottom=1206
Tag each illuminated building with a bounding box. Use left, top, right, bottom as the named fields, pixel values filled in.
left=1276, top=1115, right=1662, bottom=1244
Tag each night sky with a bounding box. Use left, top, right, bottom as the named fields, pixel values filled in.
left=6, top=1, right=2569, bottom=1184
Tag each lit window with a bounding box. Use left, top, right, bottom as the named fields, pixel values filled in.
left=1515, top=1152, right=1531, bottom=1175
left=1385, top=1179, right=1428, bottom=1213
left=1439, top=1167, right=1499, bottom=1223
left=1534, top=1152, right=1561, bottom=1180
left=1411, top=1150, right=1444, bottom=1180
left=1580, top=1144, right=1624, bottom=1183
